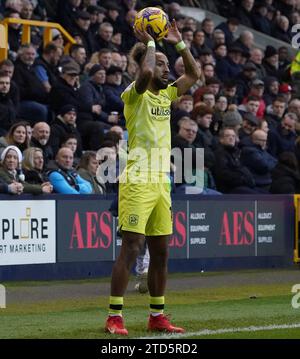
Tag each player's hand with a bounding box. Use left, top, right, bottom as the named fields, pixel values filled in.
left=133, top=26, right=154, bottom=45
left=164, top=19, right=182, bottom=44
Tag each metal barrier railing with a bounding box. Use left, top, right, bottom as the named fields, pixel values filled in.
left=0, top=18, right=76, bottom=61
left=294, top=195, right=300, bottom=263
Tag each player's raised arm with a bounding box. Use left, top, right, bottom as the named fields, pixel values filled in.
left=165, top=20, right=201, bottom=96
left=133, top=27, right=156, bottom=94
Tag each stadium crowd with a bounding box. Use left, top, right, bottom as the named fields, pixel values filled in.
left=0, top=0, right=300, bottom=195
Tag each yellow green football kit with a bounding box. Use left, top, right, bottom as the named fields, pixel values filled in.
left=119, top=81, right=178, bottom=236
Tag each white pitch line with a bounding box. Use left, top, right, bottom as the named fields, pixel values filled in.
left=137, top=323, right=300, bottom=339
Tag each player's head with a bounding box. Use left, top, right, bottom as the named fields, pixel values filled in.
left=152, top=52, right=170, bottom=90
left=130, top=43, right=170, bottom=90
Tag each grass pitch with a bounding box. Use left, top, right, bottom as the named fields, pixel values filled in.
left=0, top=270, right=300, bottom=339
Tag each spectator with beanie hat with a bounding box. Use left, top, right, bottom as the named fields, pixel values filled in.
left=263, top=46, right=280, bottom=78
left=49, top=104, right=82, bottom=157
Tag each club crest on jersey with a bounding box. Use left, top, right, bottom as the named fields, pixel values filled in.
left=129, top=214, right=139, bottom=226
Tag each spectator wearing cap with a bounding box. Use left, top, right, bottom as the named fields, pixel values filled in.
left=70, top=10, right=95, bottom=57
left=222, top=109, right=243, bottom=132
left=94, top=22, right=116, bottom=52
left=268, top=113, right=297, bottom=158
left=34, top=42, right=61, bottom=93
left=50, top=62, right=105, bottom=151
left=215, top=46, right=243, bottom=82
left=13, top=44, right=49, bottom=124
left=49, top=105, right=82, bottom=157
left=279, top=83, right=292, bottom=103
left=103, top=65, right=125, bottom=119
left=263, top=77, right=279, bottom=106
left=235, top=0, right=254, bottom=28
left=51, top=29, right=64, bottom=48
left=262, top=46, right=280, bottom=79
left=50, top=62, right=81, bottom=114
left=216, top=18, right=239, bottom=47
left=78, top=64, right=118, bottom=126
left=242, top=79, right=266, bottom=119
left=241, top=129, right=277, bottom=191
left=104, top=3, right=121, bottom=29
left=235, top=62, right=257, bottom=103
left=249, top=48, right=267, bottom=80
left=238, top=112, right=259, bottom=144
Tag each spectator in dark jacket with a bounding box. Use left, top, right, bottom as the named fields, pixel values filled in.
left=103, top=65, right=125, bottom=120
left=215, top=46, right=243, bottom=82
left=262, top=46, right=281, bottom=79
left=0, top=59, right=19, bottom=107
left=252, top=2, right=272, bottom=35
left=13, top=44, right=49, bottom=124
left=30, top=122, right=53, bottom=166
left=235, top=0, right=254, bottom=28
left=56, top=0, right=80, bottom=33
left=49, top=105, right=82, bottom=157
left=69, top=10, right=96, bottom=57
left=34, top=42, right=61, bottom=93
left=213, top=128, right=259, bottom=193
left=268, top=113, right=297, bottom=157
left=22, top=147, right=53, bottom=193
left=271, top=152, right=300, bottom=194
left=50, top=62, right=105, bottom=150
left=78, top=64, right=118, bottom=126
left=216, top=18, right=239, bottom=47
left=241, top=130, right=277, bottom=191
left=0, top=72, right=17, bottom=136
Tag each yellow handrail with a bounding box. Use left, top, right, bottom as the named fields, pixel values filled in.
left=294, top=195, right=300, bottom=263
left=0, top=18, right=76, bottom=61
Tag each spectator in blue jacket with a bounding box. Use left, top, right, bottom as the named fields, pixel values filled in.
left=48, top=147, right=92, bottom=194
